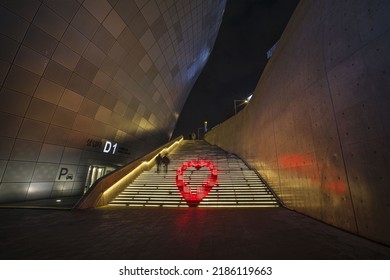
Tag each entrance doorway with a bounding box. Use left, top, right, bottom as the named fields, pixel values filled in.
left=84, top=165, right=115, bottom=193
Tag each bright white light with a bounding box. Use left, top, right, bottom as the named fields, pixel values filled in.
left=187, top=48, right=210, bottom=80
left=56, top=199, right=61, bottom=203
left=246, top=94, right=253, bottom=102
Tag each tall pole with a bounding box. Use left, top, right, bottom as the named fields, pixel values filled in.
left=234, top=100, right=238, bottom=114
left=234, top=99, right=247, bottom=114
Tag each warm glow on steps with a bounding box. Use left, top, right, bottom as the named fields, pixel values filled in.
left=109, top=140, right=279, bottom=208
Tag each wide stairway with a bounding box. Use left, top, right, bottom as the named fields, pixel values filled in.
left=109, top=140, right=279, bottom=207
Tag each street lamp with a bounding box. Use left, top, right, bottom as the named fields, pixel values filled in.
left=234, top=94, right=253, bottom=114
left=234, top=93, right=253, bottom=114
left=234, top=99, right=248, bottom=114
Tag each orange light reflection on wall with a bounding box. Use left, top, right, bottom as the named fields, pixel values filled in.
left=278, top=154, right=346, bottom=195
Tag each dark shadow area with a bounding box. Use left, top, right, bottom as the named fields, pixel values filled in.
left=0, top=196, right=80, bottom=210
left=1, top=206, right=390, bottom=260
left=173, top=0, right=300, bottom=138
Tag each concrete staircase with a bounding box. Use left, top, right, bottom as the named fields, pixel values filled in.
left=109, top=140, right=279, bottom=208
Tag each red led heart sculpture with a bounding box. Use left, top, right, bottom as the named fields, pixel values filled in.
left=176, top=160, right=218, bottom=207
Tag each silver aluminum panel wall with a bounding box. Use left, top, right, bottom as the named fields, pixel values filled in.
left=0, top=0, right=226, bottom=203
left=205, top=0, right=390, bottom=245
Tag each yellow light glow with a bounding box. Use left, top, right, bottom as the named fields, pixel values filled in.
left=101, top=137, right=183, bottom=201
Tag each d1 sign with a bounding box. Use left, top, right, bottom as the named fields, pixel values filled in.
left=176, top=160, right=218, bottom=207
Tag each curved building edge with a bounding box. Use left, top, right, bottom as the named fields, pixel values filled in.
left=205, top=0, right=390, bottom=245
left=0, top=0, right=226, bottom=204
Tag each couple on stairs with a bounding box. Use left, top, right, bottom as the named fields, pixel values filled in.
left=155, top=153, right=170, bottom=173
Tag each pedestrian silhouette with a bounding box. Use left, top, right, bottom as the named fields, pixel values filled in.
left=155, top=153, right=162, bottom=173
left=162, top=155, right=170, bottom=173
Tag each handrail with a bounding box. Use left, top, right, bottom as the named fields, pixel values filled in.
left=204, top=141, right=285, bottom=207
left=244, top=162, right=285, bottom=208
left=232, top=154, right=285, bottom=207
left=75, top=136, right=184, bottom=209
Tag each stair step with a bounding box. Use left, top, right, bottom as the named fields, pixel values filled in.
left=109, top=140, right=279, bottom=208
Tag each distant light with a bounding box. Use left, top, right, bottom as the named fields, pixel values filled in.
left=187, top=48, right=210, bottom=80
left=56, top=199, right=61, bottom=203
left=267, top=41, right=278, bottom=59
left=246, top=94, right=253, bottom=102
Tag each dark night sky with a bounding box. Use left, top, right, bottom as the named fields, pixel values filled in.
left=172, top=0, right=299, bottom=139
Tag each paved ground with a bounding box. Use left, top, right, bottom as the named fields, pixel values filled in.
left=0, top=206, right=389, bottom=260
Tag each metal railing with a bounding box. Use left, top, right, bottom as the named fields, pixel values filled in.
left=75, top=136, right=183, bottom=209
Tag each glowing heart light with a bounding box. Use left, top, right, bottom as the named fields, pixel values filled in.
left=176, top=160, right=218, bottom=207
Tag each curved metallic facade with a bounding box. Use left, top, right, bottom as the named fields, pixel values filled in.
left=205, top=0, right=390, bottom=245
left=0, top=0, right=226, bottom=203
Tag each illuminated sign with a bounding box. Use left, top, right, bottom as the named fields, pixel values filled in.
left=103, top=140, right=118, bottom=154
left=85, top=138, right=131, bottom=156
left=176, top=160, right=218, bottom=207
